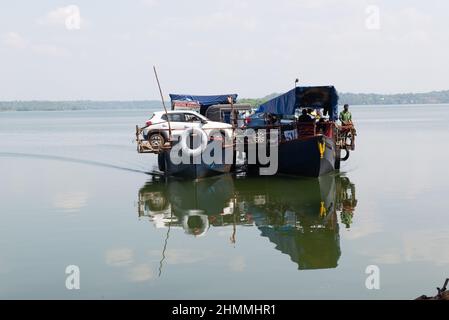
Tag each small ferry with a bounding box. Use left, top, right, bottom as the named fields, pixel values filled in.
left=243, top=86, right=356, bottom=177
left=135, top=86, right=356, bottom=179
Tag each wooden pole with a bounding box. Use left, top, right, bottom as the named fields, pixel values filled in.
left=228, top=96, right=237, bottom=170
left=228, top=96, right=236, bottom=129
left=153, top=66, right=172, bottom=140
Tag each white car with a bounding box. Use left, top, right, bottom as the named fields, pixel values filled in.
left=142, top=110, right=233, bottom=148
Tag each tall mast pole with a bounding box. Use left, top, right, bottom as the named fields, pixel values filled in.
left=153, top=66, right=172, bottom=140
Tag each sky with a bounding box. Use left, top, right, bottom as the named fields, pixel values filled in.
left=1, top=0, right=449, bottom=100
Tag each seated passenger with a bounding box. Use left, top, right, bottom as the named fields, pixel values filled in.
left=297, top=109, right=314, bottom=122
left=307, top=108, right=315, bottom=119
left=266, top=113, right=279, bottom=125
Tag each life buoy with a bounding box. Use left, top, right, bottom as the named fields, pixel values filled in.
left=179, top=128, right=208, bottom=157
left=182, top=211, right=209, bottom=237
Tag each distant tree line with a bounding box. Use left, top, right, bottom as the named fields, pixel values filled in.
left=2, top=90, right=449, bottom=111
left=238, top=93, right=280, bottom=107
left=338, top=90, right=449, bottom=105
left=239, top=90, right=449, bottom=107
left=0, top=100, right=162, bottom=112
left=238, top=90, right=449, bottom=107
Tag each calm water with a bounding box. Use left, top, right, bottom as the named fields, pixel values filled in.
left=1, top=105, right=448, bottom=299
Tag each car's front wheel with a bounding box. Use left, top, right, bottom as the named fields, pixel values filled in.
left=148, top=133, right=165, bottom=148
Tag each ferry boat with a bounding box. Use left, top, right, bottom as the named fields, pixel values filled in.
left=136, top=94, right=242, bottom=179
left=136, top=87, right=355, bottom=179
left=245, top=86, right=356, bottom=177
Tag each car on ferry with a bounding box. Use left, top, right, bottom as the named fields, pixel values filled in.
left=240, top=112, right=296, bottom=143
left=142, top=110, right=233, bottom=148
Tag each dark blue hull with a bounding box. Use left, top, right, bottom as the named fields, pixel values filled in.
left=159, top=145, right=233, bottom=180
left=277, top=135, right=336, bottom=177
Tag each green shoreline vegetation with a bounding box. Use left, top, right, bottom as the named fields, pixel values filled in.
left=240, top=90, right=449, bottom=107
left=2, top=90, right=449, bottom=111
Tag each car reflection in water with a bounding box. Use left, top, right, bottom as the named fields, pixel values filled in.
left=137, top=174, right=357, bottom=270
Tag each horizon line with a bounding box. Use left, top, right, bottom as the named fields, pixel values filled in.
left=1, top=88, right=449, bottom=102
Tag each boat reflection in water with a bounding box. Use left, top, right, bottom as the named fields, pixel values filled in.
left=137, top=174, right=357, bottom=270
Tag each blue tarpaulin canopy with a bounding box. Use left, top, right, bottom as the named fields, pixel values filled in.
left=256, top=86, right=339, bottom=120
left=169, top=94, right=238, bottom=115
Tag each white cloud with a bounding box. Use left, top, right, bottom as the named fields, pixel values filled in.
left=1, top=32, right=27, bottom=49
left=1, top=32, right=71, bottom=58
left=149, top=248, right=212, bottom=264
left=105, top=248, right=154, bottom=282
left=3, top=1, right=449, bottom=99
left=228, top=256, right=246, bottom=272
left=53, top=191, right=88, bottom=211
left=341, top=214, right=383, bottom=240
left=358, top=228, right=449, bottom=266
left=32, top=44, right=71, bottom=57
left=402, top=230, right=449, bottom=266
left=128, top=264, right=154, bottom=282
left=105, top=248, right=134, bottom=267
left=37, top=5, right=83, bottom=30
left=382, top=7, right=434, bottom=44
left=370, top=250, right=403, bottom=265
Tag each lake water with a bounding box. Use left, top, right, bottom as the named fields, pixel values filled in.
left=1, top=105, right=448, bottom=299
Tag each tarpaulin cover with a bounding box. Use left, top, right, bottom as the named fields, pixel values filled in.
left=256, top=86, right=339, bottom=120
left=169, top=94, right=238, bottom=115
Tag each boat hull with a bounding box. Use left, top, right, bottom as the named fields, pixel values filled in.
left=159, top=143, right=233, bottom=180
left=277, top=135, right=336, bottom=177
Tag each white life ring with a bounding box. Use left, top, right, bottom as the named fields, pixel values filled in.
left=182, top=211, right=209, bottom=237
left=179, top=127, right=208, bottom=157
